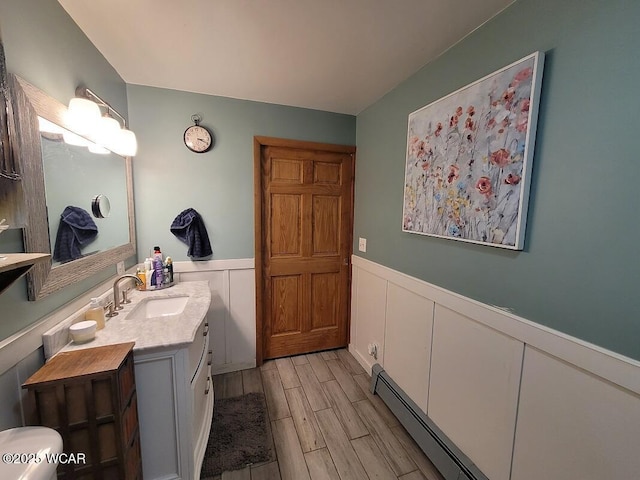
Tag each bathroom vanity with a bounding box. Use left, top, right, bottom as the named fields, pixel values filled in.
left=42, top=281, right=213, bottom=480
left=134, top=312, right=212, bottom=480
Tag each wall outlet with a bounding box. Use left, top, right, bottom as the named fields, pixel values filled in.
left=358, top=237, right=367, bottom=252
left=116, top=261, right=125, bottom=275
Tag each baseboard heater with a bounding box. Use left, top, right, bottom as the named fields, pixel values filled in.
left=371, top=364, right=488, bottom=480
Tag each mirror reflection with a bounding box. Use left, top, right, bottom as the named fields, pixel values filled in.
left=12, top=74, right=135, bottom=300
left=40, top=125, right=129, bottom=266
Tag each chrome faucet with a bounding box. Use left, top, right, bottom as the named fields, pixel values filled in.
left=113, top=274, right=144, bottom=312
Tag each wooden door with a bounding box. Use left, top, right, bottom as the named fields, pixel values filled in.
left=255, top=137, right=355, bottom=361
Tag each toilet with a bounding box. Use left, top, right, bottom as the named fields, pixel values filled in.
left=0, top=427, right=63, bottom=480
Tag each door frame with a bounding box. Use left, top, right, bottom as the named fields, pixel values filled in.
left=254, top=136, right=356, bottom=365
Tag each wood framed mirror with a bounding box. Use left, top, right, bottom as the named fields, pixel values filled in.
left=10, top=74, right=136, bottom=300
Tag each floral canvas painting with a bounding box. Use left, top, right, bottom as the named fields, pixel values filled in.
left=403, top=52, right=544, bottom=249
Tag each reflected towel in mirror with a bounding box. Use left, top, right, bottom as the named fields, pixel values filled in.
left=170, top=208, right=212, bottom=259
left=53, top=205, right=98, bottom=262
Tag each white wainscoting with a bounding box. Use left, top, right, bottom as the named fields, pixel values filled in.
left=349, top=255, right=640, bottom=480
left=383, top=282, right=434, bottom=414
left=174, top=259, right=256, bottom=375
left=429, top=305, right=524, bottom=480
left=511, top=347, right=640, bottom=480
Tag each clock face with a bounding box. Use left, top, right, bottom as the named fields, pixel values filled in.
left=184, top=125, right=212, bottom=153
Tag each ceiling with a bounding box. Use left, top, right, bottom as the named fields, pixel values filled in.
left=58, top=0, right=513, bottom=115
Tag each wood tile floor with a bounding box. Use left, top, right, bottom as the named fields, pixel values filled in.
left=211, top=349, right=444, bottom=480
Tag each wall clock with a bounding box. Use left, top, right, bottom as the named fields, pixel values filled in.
left=183, top=114, right=213, bottom=153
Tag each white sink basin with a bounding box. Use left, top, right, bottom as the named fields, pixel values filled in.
left=127, top=295, right=189, bottom=320
left=0, top=426, right=63, bottom=480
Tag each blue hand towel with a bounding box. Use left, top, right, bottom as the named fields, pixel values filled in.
left=53, top=206, right=98, bottom=262
left=170, top=208, right=213, bottom=259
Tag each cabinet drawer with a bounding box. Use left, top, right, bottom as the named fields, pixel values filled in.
left=191, top=354, right=212, bottom=449
left=188, top=317, right=209, bottom=379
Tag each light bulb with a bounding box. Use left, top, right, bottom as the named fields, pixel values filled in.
left=66, top=98, right=101, bottom=135
left=96, top=115, right=121, bottom=150
left=112, top=128, right=138, bottom=157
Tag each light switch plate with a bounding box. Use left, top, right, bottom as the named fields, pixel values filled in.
left=116, top=261, right=125, bottom=275
left=358, top=237, right=367, bottom=252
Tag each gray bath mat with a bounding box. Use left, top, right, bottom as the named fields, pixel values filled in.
left=200, top=392, right=271, bottom=478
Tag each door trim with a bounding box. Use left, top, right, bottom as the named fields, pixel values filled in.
left=254, top=136, right=356, bottom=365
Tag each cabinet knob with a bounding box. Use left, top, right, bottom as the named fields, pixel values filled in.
left=205, top=376, right=211, bottom=395
left=208, top=350, right=213, bottom=366
left=203, top=323, right=209, bottom=337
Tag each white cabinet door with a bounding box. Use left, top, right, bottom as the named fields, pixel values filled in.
left=428, top=305, right=524, bottom=480
left=384, top=282, right=434, bottom=413
left=135, top=354, right=181, bottom=479
left=512, top=347, right=640, bottom=480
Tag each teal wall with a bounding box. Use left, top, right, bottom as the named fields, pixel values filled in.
left=127, top=85, right=355, bottom=262
left=354, top=0, right=640, bottom=360
left=0, top=0, right=129, bottom=341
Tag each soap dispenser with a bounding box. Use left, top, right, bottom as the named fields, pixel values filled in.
left=85, top=297, right=106, bottom=330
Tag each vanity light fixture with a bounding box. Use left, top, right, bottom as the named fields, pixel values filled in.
left=67, top=86, right=138, bottom=157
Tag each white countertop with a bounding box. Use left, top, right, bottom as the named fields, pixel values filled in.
left=49, top=281, right=211, bottom=356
